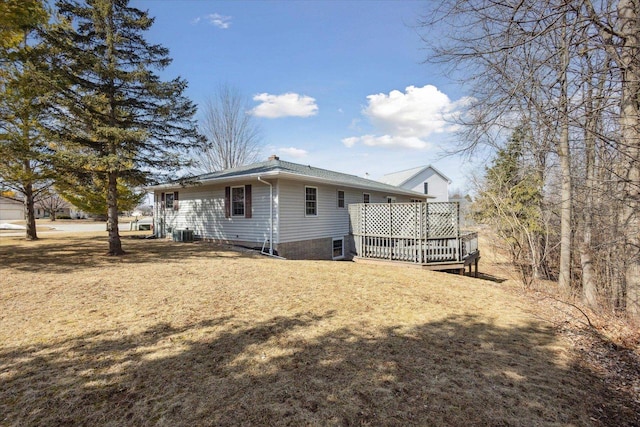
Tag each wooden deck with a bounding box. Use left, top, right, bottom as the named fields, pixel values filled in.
left=348, top=202, right=480, bottom=276
left=353, top=250, right=481, bottom=276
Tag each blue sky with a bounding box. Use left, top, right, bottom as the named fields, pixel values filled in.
left=132, top=0, right=477, bottom=191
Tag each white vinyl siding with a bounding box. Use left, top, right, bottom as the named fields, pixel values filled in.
left=155, top=178, right=414, bottom=246
left=403, top=169, right=449, bottom=202
left=155, top=182, right=276, bottom=243
left=277, top=179, right=413, bottom=243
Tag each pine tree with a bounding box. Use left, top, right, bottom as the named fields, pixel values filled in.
left=55, top=172, right=143, bottom=218
left=0, top=0, right=47, bottom=49
left=472, top=128, right=545, bottom=284
left=0, top=2, right=51, bottom=240
left=44, top=0, right=201, bottom=255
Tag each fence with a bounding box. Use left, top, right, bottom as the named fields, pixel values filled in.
left=349, top=202, right=478, bottom=265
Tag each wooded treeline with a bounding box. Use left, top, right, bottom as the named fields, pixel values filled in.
left=424, top=0, right=639, bottom=318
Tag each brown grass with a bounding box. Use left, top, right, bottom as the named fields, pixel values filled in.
left=0, top=232, right=637, bottom=426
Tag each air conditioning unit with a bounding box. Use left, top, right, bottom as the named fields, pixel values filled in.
left=172, top=229, right=194, bottom=242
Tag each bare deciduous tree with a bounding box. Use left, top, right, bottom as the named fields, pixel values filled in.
left=193, top=84, right=262, bottom=173
left=37, top=190, right=69, bottom=221
left=421, top=0, right=640, bottom=317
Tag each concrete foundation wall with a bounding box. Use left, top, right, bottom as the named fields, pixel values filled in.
left=277, top=235, right=351, bottom=260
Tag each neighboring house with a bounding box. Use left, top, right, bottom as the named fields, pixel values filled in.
left=149, top=155, right=429, bottom=260
left=34, top=206, right=89, bottom=219
left=0, top=196, right=23, bottom=221
left=382, top=165, right=452, bottom=202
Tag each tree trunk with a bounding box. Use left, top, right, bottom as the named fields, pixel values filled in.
left=558, top=17, right=572, bottom=293
left=580, top=185, right=597, bottom=307
left=580, top=52, right=601, bottom=309
left=23, top=180, right=37, bottom=240
left=107, top=170, right=124, bottom=255
left=618, top=0, right=640, bottom=317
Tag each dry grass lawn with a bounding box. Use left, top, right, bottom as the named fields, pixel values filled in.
left=0, top=232, right=637, bottom=426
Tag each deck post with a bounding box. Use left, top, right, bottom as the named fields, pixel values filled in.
left=418, top=203, right=423, bottom=263
left=362, top=204, right=367, bottom=259
left=388, top=203, right=392, bottom=260
left=456, top=202, right=461, bottom=262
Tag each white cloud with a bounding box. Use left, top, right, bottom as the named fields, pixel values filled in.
left=278, top=147, right=308, bottom=158
left=192, top=13, right=231, bottom=29
left=342, top=137, right=358, bottom=148
left=251, top=93, right=318, bottom=118
left=343, top=85, right=472, bottom=150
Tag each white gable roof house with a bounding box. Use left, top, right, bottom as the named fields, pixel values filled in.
left=382, top=165, right=452, bottom=202
left=149, top=155, right=429, bottom=260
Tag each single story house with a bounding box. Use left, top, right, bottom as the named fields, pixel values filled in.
left=0, top=196, right=23, bottom=221
left=382, top=165, right=452, bottom=202
left=149, top=155, right=430, bottom=260
left=34, top=206, right=88, bottom=219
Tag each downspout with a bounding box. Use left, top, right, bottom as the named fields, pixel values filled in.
left=257, top=176, right=274, bottom=256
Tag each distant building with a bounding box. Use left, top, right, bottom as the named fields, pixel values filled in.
left=382, top=165, right=452, bottom=202
left=0, top=196, right=23, bottom=221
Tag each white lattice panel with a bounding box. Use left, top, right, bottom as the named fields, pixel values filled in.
left=391, top=204, right=418, bottom=237
left=425, top=203, right=459, bottom=237
left=349, top=202, right=465, bottom=263
left=362, top=204, right=391, bottom=236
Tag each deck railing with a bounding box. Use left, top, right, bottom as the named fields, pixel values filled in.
left=349, top=202, right=478, bottom=265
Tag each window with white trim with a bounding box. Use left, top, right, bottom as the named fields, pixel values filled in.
left=162, top=191, right=179, bottom=210
left=332, top=237, right=344, bottom=259
left=386, top=196, right=396, bottom=203
left=305, top=186, right=317, bottom=216
left=363, top=193, right=370, bottom=204
left=231, top=186, right=245, bottom=216
left=337, top=190, right=345, bottom=208
left=165, top=192, right=175, bottom=209
left=424, top=182, right=429, bottom=194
